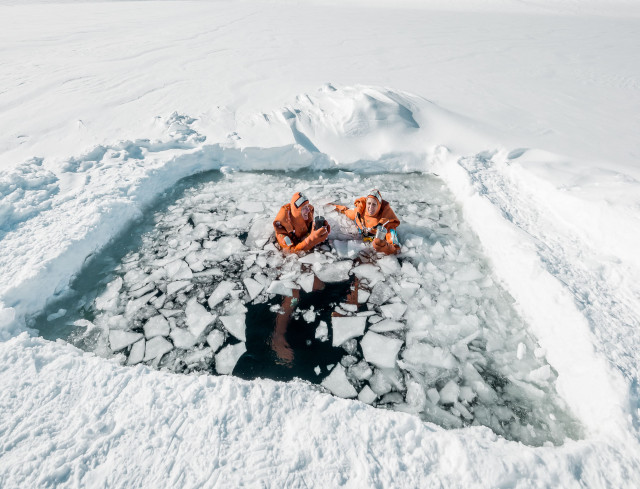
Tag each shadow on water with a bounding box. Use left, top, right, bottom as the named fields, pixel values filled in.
left=235, top=278, right=354, bottom=382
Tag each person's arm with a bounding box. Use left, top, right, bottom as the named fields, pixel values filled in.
left=335, top=198, right=365, bottom=221
left=372, top=219, right=401, bottom=255
left=291, top=224, right=328, bottom=252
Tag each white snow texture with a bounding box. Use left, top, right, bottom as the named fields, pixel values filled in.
left=1, top=0, right=640, bottom=488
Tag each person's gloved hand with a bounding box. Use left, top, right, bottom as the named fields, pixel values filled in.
left=334, top=205, right=348, bottom=214
left=307, top=225, right=328, bottom=246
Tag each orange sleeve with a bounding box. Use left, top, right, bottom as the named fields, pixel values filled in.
left=344, top=197, right=366, bottom=221
left=373, top=236, right=400, bottom=255
left=273, top=206, right=295, bottom=251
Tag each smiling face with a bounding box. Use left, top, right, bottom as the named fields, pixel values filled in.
left=366, top=197, right=380, bottom=216
left=299, top=203, right=311, bottom=220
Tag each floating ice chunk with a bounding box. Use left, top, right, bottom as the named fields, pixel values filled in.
left=339, top=303, right=358, bottom=313
left=74, top=319, right=97, bottom=331
left=427, top=388, right=440, bottom=404
left=109, top=330, right=143, bottom=351
left=368, top=282, right=394, bottom=305
left=183, top=347, right=213, bottom=365
left=237, top=201, right=264, bottom=213
left=451, top=342, right=469, bottom=362
left=130, top=283, right=155, bottom=299
left=299, top=252, right=329, bottom=265
left=143, top=336, right=173, bottom=361
left=380, top=303, right=407, bottom=320
left=170, top=328, right=198, bottom=349
left=185, top=299, right=216, bottom=338
left=368, top=369, right=392, bottom=395
left=167, top=281, right=191, bottom=297
left=47, top=309, right=66, bottom=321
left=453, top=266, right=483, bottom=282
left=302, top=309, right=316, bottom=323
left=266, top=281, right=294, bottom=297
left=360, top=332, right=403, bottom=369
left=220, top=314, right=246, bottom=341
left=431, top=242, right=445, bottom=256
left=314, top=366, right=321, bottom=376
left=127, top=339, right=145, bottom=365
left=314, top=260, right=352, bottom=283
left=245, top=218, right=273, bottom=248
left=144, top=315, right=170, bottom=339
left=165, top=260, right=193, bottom=281
left=95, top=277, right=122, bottom=311
left=322, top=364, right=357, bottom=398
left=528, top=364, right=551, bottom=384
left=315, top=321, right=329, bottom=341
left=206, top=236, right=246, bottom=262
left=369, top=319, right=405, bottom=333
left=159, top=308, right=181, bottom=318
left=297, top=273, right=315, bottom=293
left=356, top=310, right=376, bottom=317
left=348, top=360, right=373, bottom=381
left=224, top=299, right=247, bottom=316
left=405, top=380, right=426, bottom=412
left=208, top=281, right=236, bottom=308
left=459, top=386, right=476, bottom=403
left=380, top=392, right=404, bottom=405
left=225, top=213, right=254, bottom=230
left=357, top=290, right=370, bottom=303
left=151, top=294, right=166, bottom=309
left=332, top=316, right=366, bottom=346
left=439, top=380, right=460, bottom=405
left=398, top=281, right=420, bottom=300
left=402, top=343, right=457, bottom=371
left=206, top=329, right=225, bottom=353
left=454, top=401, right=473, bottom=420
left=125, top=291, right=157, bottom=317
left=516, top=342, right=526, bottom=360
left=377, top=255, right=400, bottom=275
left=243, top=277, right=264, bottom=301
left=401, top=261, right=420, bottom=277
left=341, top=339, right=358, bottom=355
left=358, top=386, right=377, bottom=405
left=352, top=264, right=385, bottom=286
left=215, top=342, right=247, bottom=375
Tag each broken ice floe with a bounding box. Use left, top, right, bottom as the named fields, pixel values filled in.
left=52, top=170, right=579, bottom=446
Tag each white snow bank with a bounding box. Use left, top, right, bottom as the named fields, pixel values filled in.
left=1, top=334, right=639, bottom=489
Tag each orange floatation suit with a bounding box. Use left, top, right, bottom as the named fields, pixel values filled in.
left=339, top=190, right=400, bottom=255
left=273, top=192, right=330, bottom=253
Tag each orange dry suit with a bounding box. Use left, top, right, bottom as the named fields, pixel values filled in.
left=273, top=192, right=330, bottom=253
left=341, top=196, right=400, bottom=255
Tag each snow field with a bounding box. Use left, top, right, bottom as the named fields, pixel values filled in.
left=40, top=170, right=580, bottom=446
left=1, top=1, right=640, bottom=482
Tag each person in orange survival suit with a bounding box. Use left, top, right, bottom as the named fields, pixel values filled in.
left=271, top=192, right=329, bottom=365
left=335, top=188, right=400, bottom=255
left=273, top=191, right=330, bottom=253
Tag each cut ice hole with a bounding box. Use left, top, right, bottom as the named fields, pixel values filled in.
left=33, top=169, right=582, bottom=446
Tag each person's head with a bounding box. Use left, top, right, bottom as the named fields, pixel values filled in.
left=366, top=189, right=382, bottom=216
left=290, top=191, right=311, bottom=219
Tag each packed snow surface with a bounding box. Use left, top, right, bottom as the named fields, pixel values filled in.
left=2, top=0, right=640, bottom=487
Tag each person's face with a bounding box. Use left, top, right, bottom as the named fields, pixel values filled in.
left=300, top=203, right=311, bottom=220
left=366, top=197, right=380, bottom=216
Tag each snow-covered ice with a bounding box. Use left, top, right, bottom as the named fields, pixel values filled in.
left=2, top=0, right=640, bottom=487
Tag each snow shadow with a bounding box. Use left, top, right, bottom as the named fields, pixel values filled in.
left=33, top=169, right=582, bottom=446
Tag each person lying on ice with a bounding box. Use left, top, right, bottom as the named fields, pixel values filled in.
left=334, top=188, right=401, bottom=255
left=273, top=191, right=331, bottom=252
